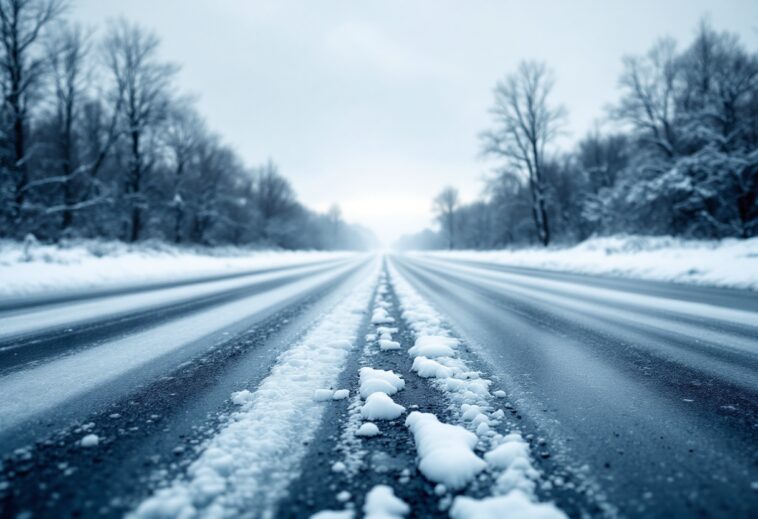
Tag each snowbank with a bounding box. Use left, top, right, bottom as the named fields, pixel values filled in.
left=421, top=235, right=758, bottom=290
left=0, top=238, right=355, bottom=298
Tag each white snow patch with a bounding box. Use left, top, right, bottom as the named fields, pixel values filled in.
left=80, top=434, right=99, bottom=447
left=333, top=389, right=350, bottom=400
left=364, top=485, right=409, bottom=519
left=230, top=390, right=254, bottom=406
left=450, top=491, right=566, bottom=519
left=361, top=393, right=405, bottom=421
left=314, top=389, right=336, bottom=401
left=485, top=437, right=530, bottom=470
left=128, top=260, right=380, bottom=519
left=371, top=307, right=395, bottom=324
left=359, top=368, right=405, bottom=398
left=411, top=357, right=453, bottom=379
left=407, top=335, right=458, bottom=358
left=378, top=339, right=401, bottom=351
left=404, top=412, right=485, bottom=489
left=356, top=422, right=381, bottom=437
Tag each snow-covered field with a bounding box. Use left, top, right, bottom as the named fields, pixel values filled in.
left=0, top=239, right=355, bottom=298
left=421, top=236, right=758, bottom=291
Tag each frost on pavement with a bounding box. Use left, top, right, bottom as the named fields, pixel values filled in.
left=388, top=260, right=566, bottom=517
left=129, top=261, right=380, bottom=519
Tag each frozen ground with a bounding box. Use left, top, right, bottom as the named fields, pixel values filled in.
left=421, top=235, right=758, bottom=290
left=0, top=239, right=355, bottom=298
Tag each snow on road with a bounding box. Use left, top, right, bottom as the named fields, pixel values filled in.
left=0, top=260, right=343, bottom=342
left=422, top=235, right=758, bottom=290
left=387, top=260, right=567, bottom=517
left=307, top=264, right=567, bottom=517
left=412, top=256, right=758, bottom=345
left=129, top=259, right=381, bottom=519
left=0, top=261, right=363, bottom=432
left=0, top=239, right=355, bottom=298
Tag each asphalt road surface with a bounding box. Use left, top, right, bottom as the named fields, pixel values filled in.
left=390, top=254, right=758, bottom=517
left=0, top=253, right=755, bottom=518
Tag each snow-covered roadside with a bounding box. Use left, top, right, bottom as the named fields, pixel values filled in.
left=420, top=235, right=758, bottom=290
left=387, top=261, right=567, bottom=518
left=0, top=239, right=355, bottom=298
left=129, top=259, right=380, bottom=519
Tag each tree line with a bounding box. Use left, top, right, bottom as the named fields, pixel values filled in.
left=400, top=19, right=758, bottom=250
left=0, top=0, right=375, bottom=250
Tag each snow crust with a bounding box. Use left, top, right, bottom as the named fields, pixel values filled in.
left=0, top=239, right=355, bottom=298
left=129, top=260, right=380, bottom=519
left=310, top=511, right=354, bottom=519
left=423, top=235, right=758, bottom=290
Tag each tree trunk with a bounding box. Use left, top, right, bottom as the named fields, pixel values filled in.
left=129, top=129, right=142, bottom=242
left=174, top=205, right=183, bottom=243
left=537, top=187, right=551, bottom=246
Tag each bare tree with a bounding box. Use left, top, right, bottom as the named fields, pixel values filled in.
left=614, top=38, right=680, bottom=159
left=103, top=18, right=178, bottom=241
left=44, top=22, right=90, bottom=231
left=252, top=160, right=297, bottom=241
left=433, top=186, right=459, bottom=249
left=482, top=60, right=566, bottom=246
left=163, top=101, right=205, bottom=242
left=678, top=20, right=758, bottom=151
left=0, top=0, right=66, bottom=223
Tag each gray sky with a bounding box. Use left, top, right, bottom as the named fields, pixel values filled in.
left=76, top=1, right=758, bottom=245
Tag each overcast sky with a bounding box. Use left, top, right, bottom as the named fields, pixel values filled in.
left=76, top=1, right=757, bottom=245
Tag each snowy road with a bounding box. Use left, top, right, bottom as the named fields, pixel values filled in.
left=1, top=253, right=756, bottom=518
left=391, top=254, right=758, bottom=517
left=0, top=255, right=368, bottom=447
